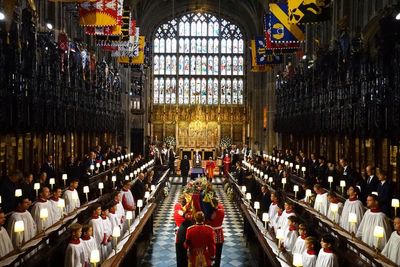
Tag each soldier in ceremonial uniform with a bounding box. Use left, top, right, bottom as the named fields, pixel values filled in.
left=207, top=199, right=224, bottom=267
left=185, top=211, right=216, bottom=267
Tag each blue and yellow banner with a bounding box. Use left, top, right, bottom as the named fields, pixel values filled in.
left=264, top=14, right=301, bottom=51
left=269, top=3, right=305, bottom=43
left=251, top=40, right=272, bottom=72
left=288, top=0, right=331, bottom=24
left=255, top=36, right=283, bottom=65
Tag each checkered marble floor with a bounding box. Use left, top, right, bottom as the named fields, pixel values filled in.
left=141, top=181, right=252, bottom=267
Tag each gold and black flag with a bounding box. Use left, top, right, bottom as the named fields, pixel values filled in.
left=288, top=0, right=331, bottom=24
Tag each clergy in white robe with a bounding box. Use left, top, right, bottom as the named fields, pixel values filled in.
left=356, top=195, right=391, bottom=250
left=315, top=235, right=338, bottom=267
left=63, top=179, right=81, bottom=213
left=339, top=186, right=364, bottom=233
left=283, top=216, right=298, bottom=254
left=31, top=187, right=54, bottom=231
left=313, top=184, right=329, bottom=216
left=81, top=225, right=98, bottom=267
left=381, top=217, right=400, bottom=265
left=7, top=197, right=37, bottom=247
left=0, top=210, right=13, bottom=257
left=302, top=236, right=318, bottom=267
left=64, top=223, right=85, bottom=267
left=49, top=187, right=64, bottom=222
left=292, top=224, right=308, bottom=255
left=326, top=193, right=343, bottom=224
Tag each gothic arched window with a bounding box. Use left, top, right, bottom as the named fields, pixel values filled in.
left=153, top=13, right=244, bottom=105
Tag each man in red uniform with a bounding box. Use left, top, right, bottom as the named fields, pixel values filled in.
left=206, top=157, right=216, bottom=182
left=222, top=154, right=231, bottom=177
left=185, top=211, right=216, bottom=267
left=174, top=196, right=186, bottom=228
left=207, top=199, right=225, bottom=267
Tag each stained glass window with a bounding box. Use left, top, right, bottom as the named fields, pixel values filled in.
left=153, top=12, right=245, bottom=105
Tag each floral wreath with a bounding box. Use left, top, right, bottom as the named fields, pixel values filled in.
left=164, top=136, right=176, bottom=147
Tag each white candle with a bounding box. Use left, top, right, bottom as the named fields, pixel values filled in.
left=98, top=182, right=104, bottom=195
left=96, top=162, right=100, bottom=169
left=144, top=191, right=150, bottom=199
left=282, top=178, right=287, bottom=190
left=295, top=164, right=300, bottom=170
left=268, top=177, right=273, bottom=185
left=90, top=250, right=100, bottom=265
left=294, top=185, right=299, bottom=199
left=34, top=182, right=40, bottom=197
left=15, top=189, right=22, bottom=197
left=392, top=198, right=400, bottom=216
left=254, top=201, right=260, bottom=210
left=39, top=208, right=49, bottom=219
left=150, top=185, right=156, bottom=191
left=130, top=173, right=134, bottom=178
left=246, top=193, right=251, bottom=200
left=62, top=174, right=68, bottom=187
left=241, top=186, right=247, bottom=193
left=305, top=189, right=312, bottom=203
left=125, top=175, right=129, bottom=181
left=293, top=253, right=303, bottom=267
left=112, top=175, right=116, bottom=187
left=137, top=199, right=143, bottom=208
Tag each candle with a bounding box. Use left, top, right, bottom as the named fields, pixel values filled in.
left=112, top=226, right=121, bottom=254
left=241, top=186, right=247, bottom=194
left=15, top=189, right=22, bottom=197
left=282, top=178, right=287, bottom=190
left=83, top=186, right=89, bottom=202
left=348, top=212, right=357, bottom=234
left=90, top=164, right=95, bottom=175
left=96, top=162, right=100, bottom=170
left=49, top=178, right=55, bottom=190
left=62, top=174, right=68, bottom=187
left=112, top=175, right=117, bottom=188
left=150, top=185, right=156, bottom=191
left=268, top=177, right=273, bottom=186
left=125, top=175, right=129, bottom=181
left=102, top=161, right=106, bottom=169
left=272, top=157, right=276, bottom=161
left=34, top=182, right=40, bottom=198
left=301, top=166, right=306, bottom=177
left=57, top=198, right=65, bottom=219
left=112, top=158, right=116, bottom=164
left=262, top=212, right=270, bottom=231
left=117, top=156, right=121, bottom=162
left=373, top=226, right=384, bottom=249
left=330, top=203, right=339, bottom=223
left=246, top=193, right=252, bottom=201
left=130, top=173, right=134, bottom=179
left=293, top=253, right=303, bottom=267
left=280, top=159, right=284, bottom=164
left=392, top=198, right=400, bottom=216
left=254, top=201, right=260, bottom=210
left=295, top=164, right=300, bottom=170
left=107, top=159, right=112, bottom=166
left=137, top=199, right=143, bottom=217
left=144, top=191, right=150, bottom=200
left=328, top=176, right=333, bottom=189
left=126, top=211, right=133, bottom=233
left=276, top=228, right=285, bottom=247
left=305, top=189, right=312, bottom=203
left=264, top=174, right=268, bottom=181
left=39, top=208, right=49, bottom=231
left=340, top=180, right=346, bottom=194
left=293, top=185, right=299, bottom=199
left=284, top=161, right=289, bottom=166
left=121, top=155, right=124, bottom=160
left=98, top=182, right=104, bottom=195
left=90, top=250, right=100, bottom=267
left=14, top=220, right=24, bottom=248
left=289, top=162, right=293, bottom=168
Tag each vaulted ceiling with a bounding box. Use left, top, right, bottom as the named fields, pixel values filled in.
left=129, top=0, right=267, bottom=39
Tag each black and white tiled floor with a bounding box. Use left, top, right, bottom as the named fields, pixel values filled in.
left=141, top=180, right=252, bottom=267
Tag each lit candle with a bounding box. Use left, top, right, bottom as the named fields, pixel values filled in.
left=295, top=164, right=300, bottom=170
left=268, top=177, right=273, bottom=186
left=34, top=182, right=40, bottom=198
left=57, top=198, right=65, bottom=219
left=62, top=174, right=68, bottom=187
left=301, top=166, right=306, bottom=177
left=328, top=176, right=333, bottom=189
left=144, top=191, right=150, bottom=200
left=340, top=180, right=346, bottom=194
left=276, top=228, right=285, bottom=248
left=254, top=201, right=260, bottom=220
left=107, top=159, right=111, bottom=166
left=102, top=161, right=106, bottom=170
left=330, top=203, right=339, bottom=223
left=14, top=220, right=25, bottom=248
left=112, top=175, right=117, bottom=188
left=246, top=193, right=252, bottom=201
left=39, top=208, right=49, bottom=231
left=112, top=158, right=116, bottom=164
left=129, top=173, right=134, bottom=179
left=348, top=212, right=357, bottom=234
left=262, top=213, right=270, bottom=231
left=112, top=226, right=121, bottom=254
left=284, top=161, right=289, bottom=166
left=90, top=164, right=95, bottom=175
left=373, top=226, right=384, bottom=249
left=241, top=186, right=247, bottom=194
left=137, top=199, right=143, bottom=217
left=98, top=182, right=104, bottom=195
left=83, top=186, right=90, bottom=203
left=263, top=174, right=268, bottom=182
left=282, top=178, right=287, bottom=190
left=293, top=185, right=299, bottom=199
left=150, top=185, right=156, bottom=192
left=15, top=189, right=22, bottom=197
left=293, top=253, right=303, bottom=267
left=126, top=211, right=133, bottom=233
left=90, top=250, right=100, bottom=267
left=280, top=159, right=284, bottom=164
left=272, top=157, right=276, bottom=161
left=305, top=189, right=312, bottom=203
left=392, top=198, right=399, bottom=216
left=125, top=175, right=129, bottom=181
left=96, top=162, right=100, bottom=171
left=49, top=178, right=55, bottom=190
left=117, top=156, right=121, bottom=162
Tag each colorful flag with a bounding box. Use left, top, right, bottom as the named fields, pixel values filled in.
left=288, top=0, right=331, bottom=24
left=255, top=36, right=283, bottom=65
left=269, top=3, right=305, bottom=43
left=264, top=14, right=301, bottom=51
left=78, top=0, right=119, bottom=27
left=251, top=40, right=272, bottom=72
left=118, top=36, right=146, bottom=65
left=85, top=0, right=124, bottom=35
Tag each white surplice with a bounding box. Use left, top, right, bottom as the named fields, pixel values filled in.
left=7, top=210, right=37, bottom=247
left=381, top=231, right=400, bottom=265
left=339, top=198, right=364, bottom=233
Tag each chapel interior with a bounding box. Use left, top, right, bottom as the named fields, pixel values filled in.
left=1, top=0, right=400, bottom=267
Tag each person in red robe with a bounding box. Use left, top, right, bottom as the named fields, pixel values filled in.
left=207, top=200, right=225, bottom=267
left=206, top=157, right=216, bottom=182
left=174, top=196, right=186, bottom=228
left=223, top=154, right=231, bottom=177
left=185, top=211, right=215, bottom=267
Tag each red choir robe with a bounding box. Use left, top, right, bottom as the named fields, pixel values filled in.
left=223, top=156, right=231, bottom=176
left=206, top=160, right=216, bottom=179
left=184, top=224, right=216, bottom=267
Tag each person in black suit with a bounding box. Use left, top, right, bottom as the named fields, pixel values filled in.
left=132, top=173, right=146, bottom=201
left=40, top=155, right=56, bottom=180
left=376, top=168, right=393, bottom=217
left=365, top=165, right=379, bottom=196
left=168, top=146, right=177, bottom=175
left=180, top=155, right=190, bottom=186
left=260, top=185, right=271, bottom=214
left=339, top=158, right=358, bottom=186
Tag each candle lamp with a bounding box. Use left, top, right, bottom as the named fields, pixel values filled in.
left=340, top=180, right=346, bottom=194
left=328, top=176, right=333, bottom=189
left=121, top=155, right=124, bottom=160
left=14, top=220, right=25, bottom=248
left=392, top=198, right=399, bottom=216
left=102, top=161, right=106, bottom=170
left=260, top=171, right=264, bottom=179
left=39, top=208, right=49, bottom=231
left=262, top=213, right=269, bottom=232
left=83, top=186, right=90, bottom=203
left=301, top=166, right=306, bottom=177
left=330, top=203, right=339, bottom=223
left=112, top=158, right=116, bottom=164
left=144, top=191, right=150, bottom=202
left=305, top=189, right=312, bottom=203
left=289, top=162, right=293, bottom=169
left=272, top=157, right=276, bottom=161
left=263, top=174, right=268, bottom=182
left=112, top=226, right=121, bottom=255
left=57, top=198, right=65, bottom=219
left=280, top=159, right=284, bottom=164
left=293, top=253, right=303, bottom=267
left=34, top=183, right=40, bottom=198
left=268, top=177, right=273, bottom=186
left=295, top=164, right=300, bottom=170
left=282, top=178, right=287, bottom=190
left=150, top=185, right=156, bottom=192
left=293, top=185, right=299, bottom=199
left=125, top=175, right=129, bottom=181
left=90, top=250, right=100, bottom=267
left=98, top=182, right=104, bottom=195
left=49, top=178, right=55, bottom=190
left=348, top=212, right=357, bottom=234
left=241, top=186, right=247, bottom=194
left=117, top=156, right=121, bottom=162
left=112, top=175, right=117, bottom=188
left=96, top=163, right=100, bottom=172
left=90, top=164, right=95, bottom=175
left=254, top=201, right=260, bottom=221
left=15, top=189, right=22, bottom=197
left=130, top=173, right=134, bottom=179
left=284, top=161, right=289, bottom=166
left=276, top=229, right=285, bottom=248
left=137, top=199, right=143, bottom=217
left=107, top=159, right=112, bottom=166
left=246, top=193, right=251, bottom=201
left=62, top=174, right=68, bottom=187
left=373, top=226, right=384, bottom=250
left=126, top=211, right=133, bottom=233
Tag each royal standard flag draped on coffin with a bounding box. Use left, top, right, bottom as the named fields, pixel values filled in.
left=288, top=0, right=331, bottom=24
left=269, top=3, right=305, bottom=43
